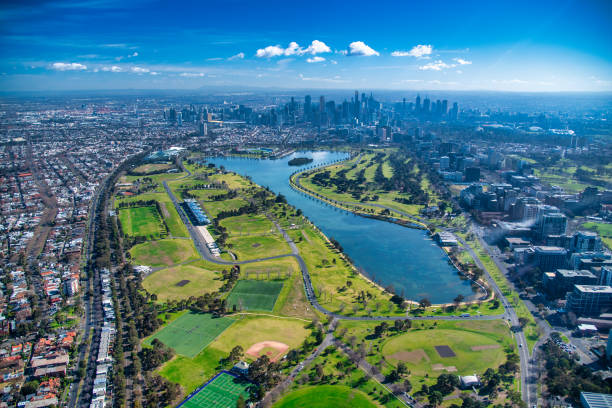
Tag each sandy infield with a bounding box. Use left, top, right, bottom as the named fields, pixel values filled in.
left=246, top=341, right=290, bottom=362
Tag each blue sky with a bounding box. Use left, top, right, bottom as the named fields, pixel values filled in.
left=0, top=0, right=611, bottom=92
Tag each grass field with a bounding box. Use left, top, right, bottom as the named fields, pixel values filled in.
left=202, top=198, right=249, bottom=218
left=159, top=315, right=310, bottom=392
left=131, top=163, right=174, bottom=174
left=118, top=206, right=165, bottom=238
left=115, top=191, right=189, bottom=237
left=274, top=385, right=376, bottom=408
left=207, top=315, right=309, bottom=355
left=382, top=327, right=508, bottom=377
left=226, top=280, right=284, bottom=311
left=179, top=371, right=250, bottom=408
left=337, top=319, right=513, bottom=387
left=145, top=312, right=234, bottom=358
left=130, top=238, right=199, bottom=268
left=220, top=213, right=276, bottom=236
left=209, top=172, right=253, bottom=189
left=143, top=263, right=224, bottom=301
left=226, top=235, right=291, bottom=260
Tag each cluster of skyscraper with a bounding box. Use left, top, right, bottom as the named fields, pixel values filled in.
left=162, top=92, right=461, bottom=131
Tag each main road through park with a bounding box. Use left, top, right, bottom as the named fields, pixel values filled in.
left=159, top=159, right=535, bottom=407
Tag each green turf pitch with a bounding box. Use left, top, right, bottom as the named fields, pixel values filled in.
left=118, top=206, right=165, bottom=237
left=180, top=372, right=250, bottom=408
left=226, top=280, right=283, bottom=311
left=145, top=312, right=234, bottom=358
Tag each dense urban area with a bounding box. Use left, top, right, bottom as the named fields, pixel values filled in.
left=0, top=90, right=610, bottom=408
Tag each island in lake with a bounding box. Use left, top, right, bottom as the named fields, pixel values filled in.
left=288, top=157, right=313, bottom=166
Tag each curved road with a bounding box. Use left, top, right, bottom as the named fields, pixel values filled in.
left=155, top=155, right=541, bottom=407
left=162, top=177, right=502, bottom=323
left=286, top=156, right=536, bottom=406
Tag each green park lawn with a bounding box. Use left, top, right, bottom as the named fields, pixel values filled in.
left=382, top=327, right=508, bottom=377
left=225, top=279, right=284, bottom=311
left=274, top=385, right=377, bottom=408
left=207, top=315, right=309, bottom=355
left=144, top=311, right=234, bottom=358
left=283, top=346, right=404, bottom=408
left=159, top=315, right=309, bottom=393
left=220, top=213, right=276, bottom=235
left=226, top=234, right=291, bottom=260
left=201, top=198, right=248, bottom=218
left=118, top=206, right=165, bottom=238
left=130, top=163, right=174, bottom=174
left=130, top=238, right=199, bottom=268
left=115, top=191, right=188, bottom=237
left=142, top=262, right=223, bottom=301
left=209, top=172, right=253, bottom=189
left=337, top=319, right=514, bottom=386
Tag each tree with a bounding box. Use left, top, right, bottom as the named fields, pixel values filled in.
left=374, top=322, right=389, bottom=338
left=21, top=380, right=39, bottom=396
left=419, top=298, right=432, bottom=309
left=228, top=345, right=244, bottom=364
left=236, top=395, right=246, bottom=408
left=453, top=294, right=465, bottom=308
left=518, top=317, right=528, bottom=328
left=429, top=390, right=443, bottom=407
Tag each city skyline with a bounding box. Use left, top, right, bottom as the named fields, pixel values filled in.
left=0, top=0, right=611, bottom=92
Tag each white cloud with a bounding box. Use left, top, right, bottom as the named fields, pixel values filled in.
left=419, top=60, right=455, bottom=71
left=347, top=41, right=379, bottom=56
left=284, top=41, right=301, bottom=55
left=306, top=56, right=325, bottom=63
left=299, top=73, right=348, bottom=83
left=256, top=45, right=285, bottom=58
left=453, top=58, right=472, bottom=65
left=131, top=66, right=149, bottom=73
left=256, top=40, right=331, bottom=58
left=391, top=44, right=432, bottom=58
left=51, top=62, right=87, bottom=71
left=228, top=52, right=245, bottom=60
left=206, top=57, right=223, bottom=61
left=179, top=72, right=205, bottom=77
left=330, top=60, right=338, bottom=65
left=149, top=71, right=160, bottom=76
left=303, top=40, right=331, bottom=55
left=102, top=65, right=122, bottom=72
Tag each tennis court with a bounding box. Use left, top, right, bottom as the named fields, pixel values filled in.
left=178, top=371, right=250, bottom=408
left=145, top=312, right=234, bottom=357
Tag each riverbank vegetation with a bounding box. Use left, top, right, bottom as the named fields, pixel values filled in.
left=296, top=148, right=449, bottom=220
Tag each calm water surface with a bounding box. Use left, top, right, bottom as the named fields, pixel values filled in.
left=208, top=151, right=475, bottom=304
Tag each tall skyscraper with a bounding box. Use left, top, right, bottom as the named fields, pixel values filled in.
left=304, top=95, right=311, bottom=121
left=422, top=97, right=430, bottom=114
left=415, top=94, right=421, bottom=113
left=319, top=95, right=325, bottom=113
